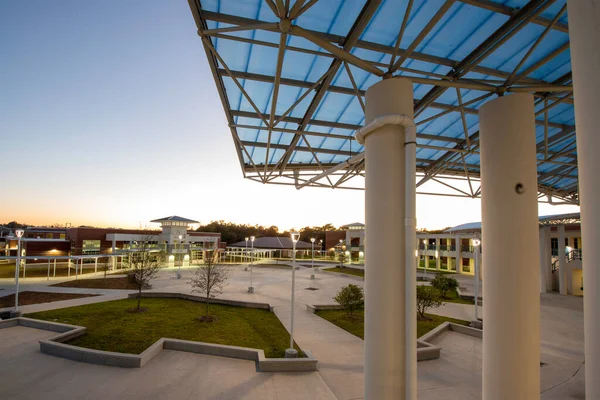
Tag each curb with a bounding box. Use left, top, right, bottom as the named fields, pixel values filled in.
left=307, top=304, right=441, bottom=361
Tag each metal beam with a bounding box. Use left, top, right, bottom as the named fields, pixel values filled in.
left=414, top=0, right=556, bottom=114
left=220, top=68, right=572, bottom=130
left=200, top=10, right=543, bottom=83
left=277, top=0, right=382, bottom=173
left=457, top=0, right=569, bottom=33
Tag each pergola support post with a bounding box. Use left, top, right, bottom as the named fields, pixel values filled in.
left=357, top=77, right=415, bottom=400
left=568, top=1, right=600, bottom=397
left=480, top=93, right=540, bottom=400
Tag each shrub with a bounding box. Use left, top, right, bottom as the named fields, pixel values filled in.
left=416, top=285, right=442, bottom=320
left=430, top=275, right=459, bottom=299
left=333, top=284, right=364, bottom=318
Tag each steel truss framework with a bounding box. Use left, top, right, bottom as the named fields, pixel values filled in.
left=188, top=0, right=577, bottom=204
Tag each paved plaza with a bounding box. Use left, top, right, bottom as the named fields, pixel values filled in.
left=0, top=265, right=585, bottom=399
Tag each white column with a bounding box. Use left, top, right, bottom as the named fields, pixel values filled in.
left=558, top=225, right=567, bottom=295
left=539, top=227, right=549, bottom=293
left=359, top=77, right=413, bottom=400
left=480, top=93, right=540, bottom=400
left=568, top=3, right=600, bottom=396
left=435, top=238, right=440, bottom=270
left=455, top=235, right=462, bottom=274
left=111, top=239, right=116, bottom=270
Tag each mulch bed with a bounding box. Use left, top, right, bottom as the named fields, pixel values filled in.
left=52, top=277, right=138, bottom=290
left=0, top=291, right=99, bottom=308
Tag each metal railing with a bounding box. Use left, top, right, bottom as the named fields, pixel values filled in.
left=552, top=249, right=583, bottom=272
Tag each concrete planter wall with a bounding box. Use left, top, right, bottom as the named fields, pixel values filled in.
left=319, top=269, right=364, bottom=281
left=0, top=294, right=319, bottom=372
left=307, top=304, right=441, bottom=361
left=128, top=292, right=274, bottom=311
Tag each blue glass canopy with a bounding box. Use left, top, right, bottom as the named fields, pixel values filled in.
left=188, top=0, right=576, bottom=203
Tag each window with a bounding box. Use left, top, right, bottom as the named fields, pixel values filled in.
left=83, top=240, right=101, bottom=249
left=574, top=238, right=579, bottom=249
left=551, top=238, right=558, bottom=256
left=59, top=234, right=66, bottom=239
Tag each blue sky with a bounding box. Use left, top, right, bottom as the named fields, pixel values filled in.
left=0, top=1, right=578, bottom=230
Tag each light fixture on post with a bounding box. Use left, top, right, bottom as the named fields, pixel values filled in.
left=12, top=229, right=24, bottom=317
left=248, top=236, right=255, bottom=293
left=319, top=239, right=323, bottom=258
left=286, top=231, right=300, bottom=358
left=177, top=234, right=183, bottom=279
left=245, top=237, right=249, bottom=270
left=422, top=239, right=428, bottom=279
left=310, top=238, right=316, bottom=279
left=472, top=239, right=482, bottom=325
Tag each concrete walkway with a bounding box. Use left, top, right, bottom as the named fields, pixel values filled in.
left=0, top=264, right=586, bottom=399
left=0, top=325, right=337, bottom=400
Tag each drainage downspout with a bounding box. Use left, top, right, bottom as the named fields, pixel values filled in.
left=356, top=114, right=418, bottom=400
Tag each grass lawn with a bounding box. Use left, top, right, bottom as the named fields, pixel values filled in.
left=440, top=289, right=474, bottom=305
left=315, top=309, right=469, bottom=339
left=27, top=298, right=301, bottom=358
left=52, top=277, right=137, bottom=290
left=0, top=265, right=99, bottom=279
left=322, top=267, right=364, bottom=278
left=0, top=291, right=98, bottom=308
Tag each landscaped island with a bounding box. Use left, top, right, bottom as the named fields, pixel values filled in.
left=27, top=298, right=301, bottom=358
left=315, top=309, right=469, bottom=339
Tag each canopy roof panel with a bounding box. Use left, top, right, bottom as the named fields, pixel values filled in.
left=188, top=0, right=576, bottom=204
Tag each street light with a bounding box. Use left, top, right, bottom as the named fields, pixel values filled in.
left=177, top=234, right=183, bottom=279
left=310, top=238, right=316, bottom=279
left=319, top=239, right=323, bottom=258
left=422, top=239, right=428, bottom=279
left=245, top=237, right=249, bottom=268
left=248, top=236, right=255, bottom=293
left=286, top=231, right=300, bottom=358
left=473, top=239, right=481, bottom=322
left=13, top=229, right=24, bottom=317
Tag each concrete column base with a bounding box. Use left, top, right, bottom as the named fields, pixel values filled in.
left=247, top=287, right=254, bottom=293
left=310, top=274, right=315, bottom=280
left=285, top=349, right=298, bottom=358
left=9, top=310, right=22, bottom=318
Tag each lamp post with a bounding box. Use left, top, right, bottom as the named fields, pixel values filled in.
left=310, top=238, right=315, bottom=279
left=319, top=239, right=323, bottom=258
left=338, top=239, right=344, bottom=268
left=286, top=232, right=300, bottom=358
left=177, top=234, right=183, bottom=279
left=248, top=236, right=255, bottom=293
left=422, top=239, right=428, bottom=279
left=13, top=229, right=24, bottom=317
left=244, top=237, right=249, bottom=269
left=473, top=239, right=481, bottom=323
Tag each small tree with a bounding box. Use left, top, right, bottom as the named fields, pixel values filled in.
left=430, top=275, right=459, bottom=299
left=416, top=285, right=442, bottom=320
left=338, top=251, right=347, bottom=268
left=189, top=250, right=230, bottom=321
left=333, top=284, right=364, bottom=319
left=129, top=234, right=164, bottom=312
left=102, top=257, right=111, bottom=280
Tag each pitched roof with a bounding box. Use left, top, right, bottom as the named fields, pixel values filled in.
left=446, top=212, right=582, bottom=233
left=229, top=236, right=313, bottom=250
left=150, top=216, right=199, bottom=224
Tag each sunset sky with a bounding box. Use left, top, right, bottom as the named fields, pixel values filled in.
left=0, top=1, right=579, bottom=231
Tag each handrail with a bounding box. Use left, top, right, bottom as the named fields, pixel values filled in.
left=552, top=249, right=583, bottom=272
